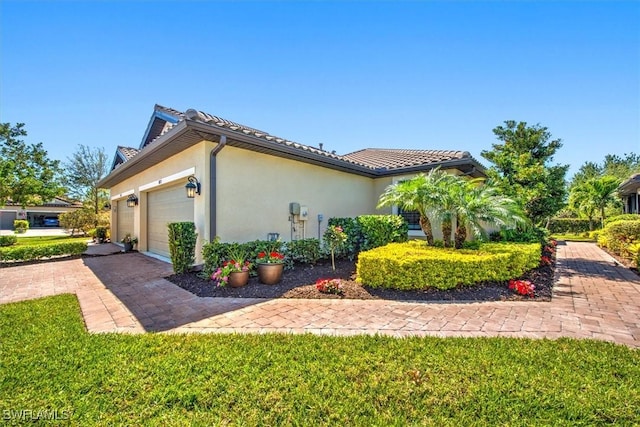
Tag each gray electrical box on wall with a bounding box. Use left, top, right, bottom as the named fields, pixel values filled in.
left=289, top=202, right=300, bottom=215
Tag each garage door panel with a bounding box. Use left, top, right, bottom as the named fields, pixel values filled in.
left=117, top=200, right=134, bottom=242
left=147, top=184, right=194, bottom=258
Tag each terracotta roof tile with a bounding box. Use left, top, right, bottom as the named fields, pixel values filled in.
left=343, top=149, right=471, bottom=170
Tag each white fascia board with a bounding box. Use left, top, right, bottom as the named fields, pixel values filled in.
left=139, top=167, right=196, bottom=192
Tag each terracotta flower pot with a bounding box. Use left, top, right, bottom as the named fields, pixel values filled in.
left=257, top=263, right=284, bottom=285
left=228, top=271, right=250, bottom=288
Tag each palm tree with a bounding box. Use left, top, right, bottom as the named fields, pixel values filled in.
left=377, top=168, right=452, bottom=246
left=451, top=179, right=527, bottom=249
left=569, top=176, right=621, bottom=228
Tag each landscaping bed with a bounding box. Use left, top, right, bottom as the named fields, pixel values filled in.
left=167, top=256, right=555, bottom=302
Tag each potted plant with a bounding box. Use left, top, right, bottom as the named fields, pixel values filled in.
left=121, top=234, right=138, bottom=252
left=212, top=248, right=252, bottom=288
left=256, top=250, right=285, bottom=285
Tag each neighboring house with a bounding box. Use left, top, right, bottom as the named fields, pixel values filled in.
left=618, top=173, right=640, bottom=214
left=98, top=105, right=486, bottom=263
left=0, top=197, right=83, bottom=230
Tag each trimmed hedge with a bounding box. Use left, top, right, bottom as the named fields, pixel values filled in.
left=167, top=222, right=198, bottom=274
left=357, top=241, right=541, bottom=290
left=0, top=241, right=88, bottom=262
left=604, top=214, right=640, bottom=226
left=327, top=215, right=409, bottom=259
left=597, top=220, right=640, bottom=261
left=286, top=238, right=322, bottom=265
left=548, top=218, right=594, bottom=233
left=13, top=220, right=29, bottom=233
left=0, top=235, right=17, bottom=247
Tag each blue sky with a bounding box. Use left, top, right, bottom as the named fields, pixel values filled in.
left=1, top=1, right=638, bottom=180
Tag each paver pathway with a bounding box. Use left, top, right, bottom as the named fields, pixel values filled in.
left=1, top=242, right=639, bottom=347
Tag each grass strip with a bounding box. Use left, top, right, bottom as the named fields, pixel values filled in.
left=1, top=295, right=638, bottom=425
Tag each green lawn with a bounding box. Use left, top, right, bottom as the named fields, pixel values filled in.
left=15, top=235, right=89, bottom=246
left=1, top=295, right=639, bottom=425
left=551, top=233, right=596, bottom=242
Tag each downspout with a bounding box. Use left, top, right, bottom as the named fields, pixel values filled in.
left=210, top=135, right=227, bottom=241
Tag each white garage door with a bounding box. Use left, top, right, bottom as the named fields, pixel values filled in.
left=147, top=183, right=194, bottom=258
left=117, top=199, right=135, bottom=243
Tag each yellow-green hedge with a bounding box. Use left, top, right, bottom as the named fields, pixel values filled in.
left=356, top=241, right=541, bottom=290
left=0, top=241, right=88, bottom=263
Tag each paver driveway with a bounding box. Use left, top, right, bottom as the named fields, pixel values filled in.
left=1, top=242, right=639, bottom=347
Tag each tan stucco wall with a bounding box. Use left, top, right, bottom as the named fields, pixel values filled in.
left=109, top=141, right=212, bottom=263
left=215, top=146, right=378, bottom=242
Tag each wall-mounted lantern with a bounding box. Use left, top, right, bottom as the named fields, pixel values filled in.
left=185, top=176, right=201, bottom=198
left=126, top=194, right=138, bottom=208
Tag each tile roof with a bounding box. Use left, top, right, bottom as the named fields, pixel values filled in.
left=117, top=146, right=140, bottom=161
left=115, top=104, right=482, bottom=176
left=342, top=149, right=471, bottom=170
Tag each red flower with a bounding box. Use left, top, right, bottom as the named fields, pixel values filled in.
left=257, top=252, right=266, bottom=259
left=540, top=256, right=552, bottom=266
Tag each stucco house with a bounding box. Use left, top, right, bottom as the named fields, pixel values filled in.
left=0, top=197, right=83, bottom=230
left=98, top=105, right=486, bottom=263
left=618, top=173, right=640, bottom=214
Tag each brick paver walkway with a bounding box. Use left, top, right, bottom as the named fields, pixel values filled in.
left=1, top=242, right=639, bottom=347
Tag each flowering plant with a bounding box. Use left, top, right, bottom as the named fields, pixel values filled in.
left=508, top=279, right=535, bottom=298
left=256, top=251, right=285, bottom=264
left=540, top=256, right=552, bottom=266
left=212, top=260, right=252, bottom=287
left=120, top=234, right=138, bottom=245
left=316, top=278, right=344, bottom=295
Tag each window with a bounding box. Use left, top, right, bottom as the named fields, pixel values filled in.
left=398, top=207, right=421, bottom=231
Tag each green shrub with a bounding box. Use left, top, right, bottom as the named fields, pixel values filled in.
left=201, top=239, right=287, bottom=277
left=491, top=226, right=549, bottom=245
left=598, top=220, right=640, bottom=260
left=548, top=218, right=595, bottom=233
left=0, top=235, right=18, bottom=247
left=168, top=222, right=198, bottom=274
left=327, top=217, right=362, bottom=259
left=604, top=214, right=640, bottom=226
left=357, top=241, right=541, bottom=290
left=327, top=215, right=409, bottom=259
left=13, top=220, right=29, bottom=233
left=358, top=215, right=409, bottom=251
left=286, top=238, right=322, bottom=264
left=0, top=241, right=88, bottom=262
left=95, top=226, right=108, bottom=242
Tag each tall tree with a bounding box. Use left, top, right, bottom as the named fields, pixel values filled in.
left=64, top=145, right=110, bottom=215
left=0, top=123, right=64, bottom=208
left=481, top=120, right=569, bottom=225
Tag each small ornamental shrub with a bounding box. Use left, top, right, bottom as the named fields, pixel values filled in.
left=327, top=217, right=362, bottom=259
left=598, top=220, right=640, bottom=261
left=357, top=215, right=409, bottom=251
left=95, top=226, right=108, bottom=242
left=286, top=238, right=322, bottom=264
left=0, top=241, right=88, bottom=262
left=316, top=278, right=344, bottom=295
left=167, top=222, right=197, bottom=274
left=0, top=235, right=18, bottom=247
left=13, top=220, right=29, bottom=233
left=324, top=225, right=347, bottom=271
left=509, top=279, right=535, bottom=298
left=357, top=241, right=541, bottom=290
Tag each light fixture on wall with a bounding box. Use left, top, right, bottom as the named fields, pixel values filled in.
left=126, top=194, right=138, bottom=208
left=185, top=176, right=201, bottom=198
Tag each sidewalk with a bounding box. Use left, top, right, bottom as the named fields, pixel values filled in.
left=1, top=241, right=639, bottom=347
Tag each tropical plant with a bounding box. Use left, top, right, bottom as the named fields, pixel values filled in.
left=450, top=179, right=527, bottom=249
left=569, top=176, right=621, bottom=228
left=377, top=168, right=453, bottom=245
left=323, top=225, right=347, bottom=271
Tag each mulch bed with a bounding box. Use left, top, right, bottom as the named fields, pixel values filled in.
left=166, top=254, right=557, bottom=303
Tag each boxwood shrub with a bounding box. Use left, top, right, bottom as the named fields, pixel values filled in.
left=0, top=235, right=17, bottom=247
left=356, top=241, right=541, bottom=290
left=548, top=218, right=595, bottom=233
left=0, top=241, right=88, bottom=262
